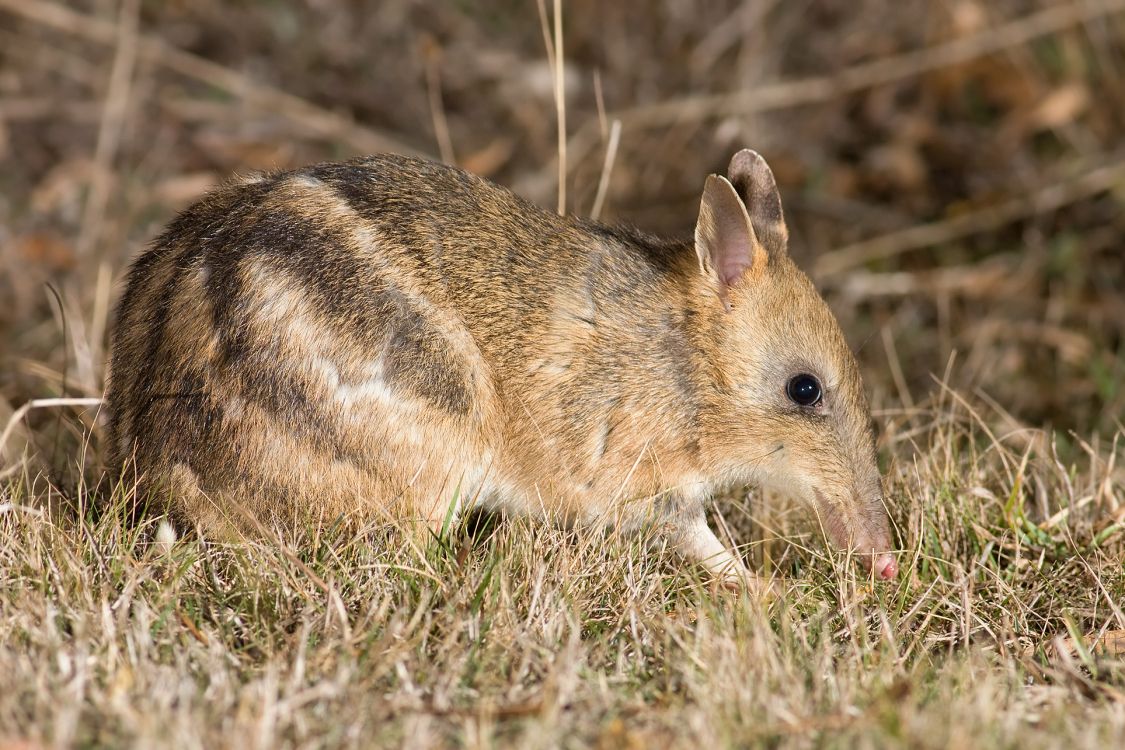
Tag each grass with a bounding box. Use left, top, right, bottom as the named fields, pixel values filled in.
left=1, top=383, right=1122, bottom=748
left=3, top=0, right=1125, bottom=746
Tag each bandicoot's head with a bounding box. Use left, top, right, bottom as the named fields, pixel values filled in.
left=695, top=150, right=897, bottom=580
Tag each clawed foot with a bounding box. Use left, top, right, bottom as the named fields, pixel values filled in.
left=712, top=569, right=783, bottom=601
left=669, top=514, right=784, bottom=601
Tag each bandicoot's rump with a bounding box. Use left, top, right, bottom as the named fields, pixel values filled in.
left=106, top=149, right=897, bottom=587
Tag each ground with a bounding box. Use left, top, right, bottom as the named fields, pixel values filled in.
left=1, top=1, right=1123, bottom=747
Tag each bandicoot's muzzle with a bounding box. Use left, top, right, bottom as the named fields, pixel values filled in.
left=815, top=490, right=898, bottom=579
left=863, top=550, right=899, bottom=580
left=848, top=525, right=898, bottom=580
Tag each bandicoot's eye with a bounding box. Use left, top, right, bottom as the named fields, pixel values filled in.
left=786, top=373, right=823, bottom=407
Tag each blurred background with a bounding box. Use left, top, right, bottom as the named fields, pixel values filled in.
left=1, top=0, right=1123, bottom=477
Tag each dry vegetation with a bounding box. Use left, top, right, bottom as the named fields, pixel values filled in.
left=1, top=0, right=1124, bottom=747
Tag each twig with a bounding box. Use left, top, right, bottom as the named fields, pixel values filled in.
left=539, top=0, right=1125, bottom=192
left=829, top=256, right=1022, bottom=298
left=0, top=0, right=424, bottom=157
left=624, top=0, right=1125, bottom=129
left=814, top=155, right=1125, bottom=277
left=77, top=0, right=138, bottom=261
left=0, top=28, right=102, bottom=87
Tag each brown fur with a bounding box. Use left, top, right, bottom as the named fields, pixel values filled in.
left=105, top=150, right=897, bottom=586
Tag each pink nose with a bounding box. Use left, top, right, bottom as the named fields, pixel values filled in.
left=873, top=553, right=898, bottom=580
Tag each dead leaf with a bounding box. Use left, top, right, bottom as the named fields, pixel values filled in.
left=865, top=142, right=927, bottom=192
left=153, top=172, right=219, bottom=206
left=16, top=231, right=75, bottom=272
left=460, top=138, right=515, bottom=178
left=192, top=131, right=297, bottom=171
left=1029, top=83, right=1089, bottom=130
left=951, top=1, right=987, bottom=36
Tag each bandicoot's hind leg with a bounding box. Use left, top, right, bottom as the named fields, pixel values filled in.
left=144, top=385, right=492, bottom=543
left=172, top=450, right=487, bottom=545
left=396, top=461, right=489, bottom=542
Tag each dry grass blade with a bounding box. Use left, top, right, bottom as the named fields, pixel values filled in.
left=423, top=37, right=456, bottom=165
left=3, top=0, right=1125, bottom=746
left=75, top=0, right=138, bottom=261
left=589, top=119, right=621, bottom=221
left=0, top=397, right=103, bottom=476
left=536, top=0, right=568, bottom=214
left=7, top=396, right=1119, bottom=747
left=553, top=0, right=566, bottom=216
left=814, top=154, right=1125, bottom=277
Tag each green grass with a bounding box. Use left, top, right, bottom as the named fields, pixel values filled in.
left=1, top=391, right=1122, bottom=749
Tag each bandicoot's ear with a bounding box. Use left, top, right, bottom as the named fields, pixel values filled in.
left=695, top=174, right=766, bottom=307
left=727, top=149, right=788, bottom=257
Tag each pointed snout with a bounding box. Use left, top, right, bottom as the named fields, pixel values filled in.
left=869, top=552, right=899, bottom=580
left=814, top=489, right=898, bottom=580
left=852, top=530, right=898, bottom=580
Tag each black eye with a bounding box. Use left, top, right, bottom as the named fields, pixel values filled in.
left=786, top=373, right=822, bottom=407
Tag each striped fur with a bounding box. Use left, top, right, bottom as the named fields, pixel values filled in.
left=106, top=150, right=896, bottom=586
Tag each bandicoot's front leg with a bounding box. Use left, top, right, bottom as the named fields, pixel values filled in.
left=669, top=511, right=775, bottom=595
